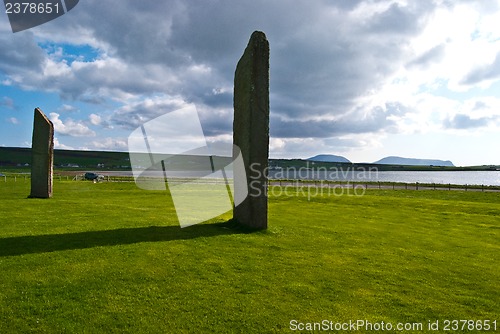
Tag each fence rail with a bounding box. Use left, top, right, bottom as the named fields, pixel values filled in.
left=268, top=180, right=500, bottom=192
left=1, top=174, right=499, bottom=192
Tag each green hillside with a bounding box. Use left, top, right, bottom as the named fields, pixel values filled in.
left=0, top=147, right=131, bottom=170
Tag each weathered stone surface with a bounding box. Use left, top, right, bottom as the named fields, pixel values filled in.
left=29, top=108, right=54, bottom=198
left=233, top=31, right=270, bottom=229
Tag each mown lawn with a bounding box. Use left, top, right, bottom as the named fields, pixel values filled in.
left=0, top=180, right=498, bottom=333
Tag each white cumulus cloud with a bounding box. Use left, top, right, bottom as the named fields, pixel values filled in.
left=7, top=117, right=19, bottom=124
left=89, top=113, right=102, bottom=126
left=49, top=112, right=96, bottom=137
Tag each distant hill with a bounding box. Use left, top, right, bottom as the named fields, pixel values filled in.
left=374, top=156, right=454, bottom=167
left=307, top=154, right=351, bottom=163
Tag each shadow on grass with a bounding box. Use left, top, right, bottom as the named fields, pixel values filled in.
left=0, top=219, right=256, bottom=257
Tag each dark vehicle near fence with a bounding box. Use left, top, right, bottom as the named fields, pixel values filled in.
left=84, top=172, right=104, bottom=181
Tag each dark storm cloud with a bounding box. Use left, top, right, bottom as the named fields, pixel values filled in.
left=0, top=31, right=45, bottom=73
left=52, top=0, right=432, bottom=114
left=197, top=108, right=233, bottom=137
left=363, top=2, right=429, bottom=35
left=271, top=104, right=400, bottom=138
left=268, top=1, right=435, bottom=120
left=0, top=0, right=467, bottom=140
left=69, top=0, right=190, bottom=66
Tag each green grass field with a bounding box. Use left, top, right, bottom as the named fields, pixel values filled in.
left=0, top=180, right=498, bottom=333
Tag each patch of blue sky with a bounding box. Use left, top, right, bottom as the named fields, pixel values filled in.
left=0, top=87, right=64, bottom=147
left=1, top=85, right=62, bottom=116
left=38, top=42, right=102, bottom=64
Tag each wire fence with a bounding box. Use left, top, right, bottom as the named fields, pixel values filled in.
left=1, top=173, right=499, bottom=192
left=268, top=180, right=500, bottom=192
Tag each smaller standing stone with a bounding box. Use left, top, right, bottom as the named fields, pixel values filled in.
left=29, top=108, right=54, bottom=198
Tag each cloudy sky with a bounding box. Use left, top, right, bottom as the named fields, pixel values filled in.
left=1, top=0, right=500, bottom=166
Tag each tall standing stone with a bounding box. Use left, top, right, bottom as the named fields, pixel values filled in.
left=29, top=108, right=54, bottom=198
left=233, top=31, right=270, bottom=229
